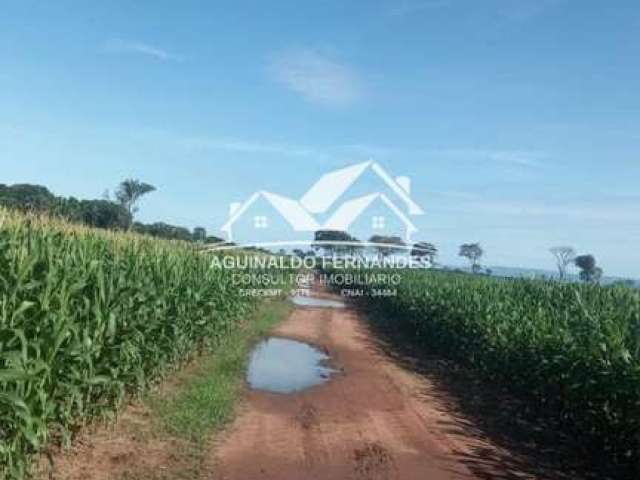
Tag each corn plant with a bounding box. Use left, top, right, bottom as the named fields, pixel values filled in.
left=330, top=266, right=640, bottom=469
left=0, top=209, right=268, bottom=478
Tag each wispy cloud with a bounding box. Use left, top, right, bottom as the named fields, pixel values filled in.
left=179, top=135, right=548, bottom=171
left=447, top=192, right=640, bottom=224
left=330, top=145, right=547, bottom=169
left=269, top=48, right=362, bottom=107
left=103, top=38, right=180, bottom=61
left=435, top=148, right=547, bottom=168
left=179, top=137, right=326, bottom=159
left=471, top=201, right=640, bottom=224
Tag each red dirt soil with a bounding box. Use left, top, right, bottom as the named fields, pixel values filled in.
left=209, top=300, right=553, bottom=480
left=40, top=294, right=591, bottom=480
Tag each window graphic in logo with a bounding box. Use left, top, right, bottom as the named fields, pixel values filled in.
left=253, top=215, right=268, bottom=229
left=220, top=160, right=424, bottom=244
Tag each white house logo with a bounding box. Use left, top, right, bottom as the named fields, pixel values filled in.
left=220, top=160, right=424, bottom=245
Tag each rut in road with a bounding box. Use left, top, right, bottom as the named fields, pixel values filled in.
left=208, top=295, right=570, bottom=480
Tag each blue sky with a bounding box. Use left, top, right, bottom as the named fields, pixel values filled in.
left=1, top=0, right=639, bottom=277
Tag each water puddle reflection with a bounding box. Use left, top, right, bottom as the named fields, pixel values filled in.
left=290, top=295, right=346, bottom=309
left=247, top=337, right=335, bottom=393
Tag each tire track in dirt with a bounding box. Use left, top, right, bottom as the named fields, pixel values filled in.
left=208, top=297, right=518, bottom=480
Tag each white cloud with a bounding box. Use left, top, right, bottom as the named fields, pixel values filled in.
left=103, top=39, right=180, bottom=61
left=269, top=49, right=362, bottom=107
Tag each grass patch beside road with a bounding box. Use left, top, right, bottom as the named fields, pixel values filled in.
left=147, top=298, right=292, bottom=446
left=36, top=297, right=292, bottom=480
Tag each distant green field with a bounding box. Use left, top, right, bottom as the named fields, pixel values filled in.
left=331, top=267, right=640, bottom=468
left=0, top=209, right=273, bottom=478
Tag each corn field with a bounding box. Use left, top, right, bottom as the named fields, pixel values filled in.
left=0, top=209, right=261, bottom=478
left=336, top=267, right=640, bottom=468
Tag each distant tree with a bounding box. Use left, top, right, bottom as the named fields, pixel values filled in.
left=293, top=248, right=306, bottom=258
left=574, top=254, right=603, bottom=284
left=205, top=235, right=225, bottom=244
left=369, top=235, right=406, bottom=259
left=0, top=184, right=132, bottom=229
left=74, top=199, right=131, bottom=230
left=344, top=237, right=364, bottom=257
left=550, top=246, right=575, bottom=280
left=0, top=181, right=222, bottom=241
left=313, top=230, right=357, bottom=257
left=0, top=184, right=56, bottom=212
left=410, top=241, right=438, bottom=265
left=459, top=243, right=483, bottom=273
left=115, top=179, right=156, bottom=225
left=134, top=222, right=192, bottom=242
left=592, top=269, right=604, bottom=284
left=192, top=226, right=207, bottom=243
left=16, top=192, right=131, bottom=230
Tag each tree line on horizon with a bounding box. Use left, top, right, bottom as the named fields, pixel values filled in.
left=0, top=182, right=612, bottom=284
left=309, top=230, right=438, bottom=264
left=0, top=180, right=224, bottom=244
left=310, top=230, right=609, bottom=284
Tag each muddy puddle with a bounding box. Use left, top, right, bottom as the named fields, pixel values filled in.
left=290, top=295, right=346, bottom=309
left=247, top=337, right=335, bottom=393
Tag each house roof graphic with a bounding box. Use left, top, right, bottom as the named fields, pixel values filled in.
left=221, top=191, right=319, bottom=236
left=323, top=193, right=418, bottom=235
left=220, top=160, right=424, bottom=242
left=300, top=160, right=424, bottom=215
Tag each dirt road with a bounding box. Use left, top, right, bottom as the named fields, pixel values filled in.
left=41, top=293, right=590, bottom=480
left=211, top=297, right=539, bottom=480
